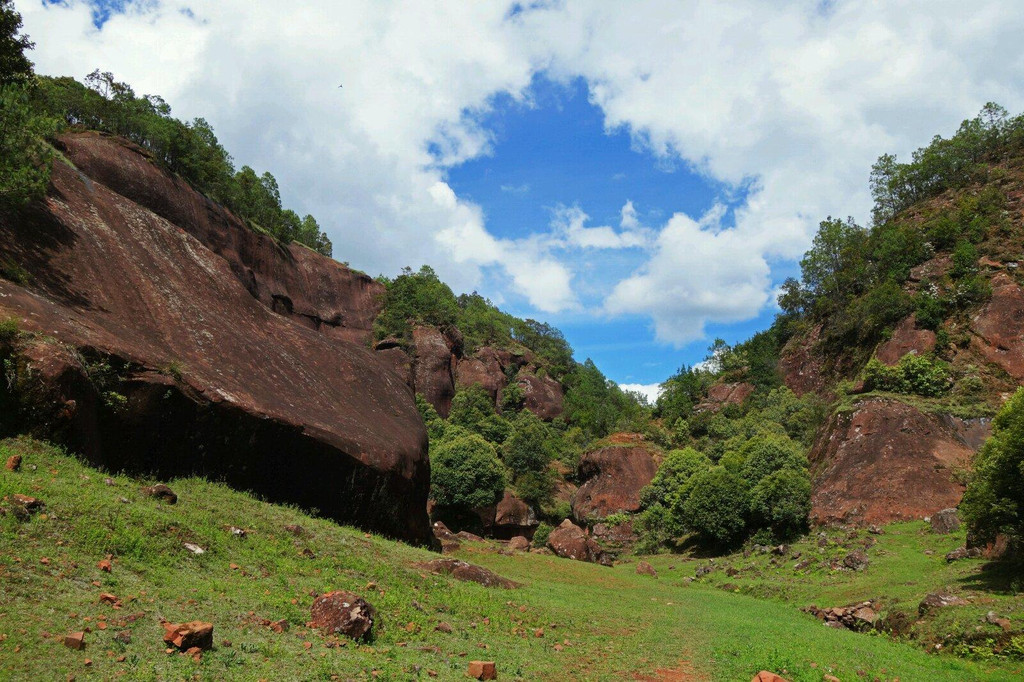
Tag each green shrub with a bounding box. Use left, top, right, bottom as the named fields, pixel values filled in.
left=915, top=290, right=947, bottom=331
left=0, top=317, right=19, bottom=348
left=532, top=522, right=553, bottom=548
left=429, top=433, right=506, bottom=510
left=512, top=469, right=555, bottom=509
left=502, top=411, right=553, bottom=474
left=738, top=435, right=806, bottom=487
left=639, top=447, right=711, bottom=510
left=680, top=468, right=749, bottom=546
left=961, top=388, right=1024, bottom=550
left=951, top=240, right=979, bottom=279
left=748, top=468, right=812, bottom=540
left=862, top=354, right=950, bottom=397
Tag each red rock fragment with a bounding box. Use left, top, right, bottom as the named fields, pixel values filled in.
left=97, top=559, right=112, bottom=573
left=467, top=660, right=497, bottom=680
left=63, top=632, right=86, bottom=650
left=5, top=455, right=21, bottom=471
left=161, top=621, right=213, bottom=650
left=753, top=672, right=790, bottom=682
left=310, top=591, right=375, bottom=641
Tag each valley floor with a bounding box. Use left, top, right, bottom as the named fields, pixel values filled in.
left=1, top=436, right=1021, bottom=681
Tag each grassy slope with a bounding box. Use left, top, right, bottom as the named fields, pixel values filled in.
left=1, top=437, right=1020, bottom=681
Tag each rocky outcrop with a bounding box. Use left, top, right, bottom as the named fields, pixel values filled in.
left=55, top=133, right=384, bottom=346
left=516, top=372, right=564, bottom=421
left=875, top=315, right=936, bottom=366
left=0, top=134, right=430, bottom=542
left=699, top=381, right=755, bottom=411
left=411, top=326, right=458, bottom=417
left=971, top=273, right=1024, bottom=380
left=417, top=558, right=520, bottom=589
left=455, top=347, right=509, bottom=405
left=778, top=324, right=829, bottom=396
left=572, top=443, right=658, bottom=521
left=808, top=399, right=978, bottom=525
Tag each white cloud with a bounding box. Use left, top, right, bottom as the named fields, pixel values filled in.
left=618, top=382, right=663, bottom=404
left=18, top=0, right=1024, bottom=343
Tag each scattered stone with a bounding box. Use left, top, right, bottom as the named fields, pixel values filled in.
left=11, top=494, right=44, bottom=511
left=185, top=646, right=203, bottom=662
left=455, top=530, right=484, bottom=542
left=842, top=550, right=869, bottom=571
left=868, top=525, right=883, bottom=535
left=183, top=543, right=205, bottom=555
left=695, top=565, right=714, bottom=578
left=434, top=622, right=453, bottom=634
left=725, top=567, right=740, bottom=577
left=141, top=484, right=177, bottom=504
left=534, top=628, right=544, bottom=638
left=945, top=546, right=983, bottom=562
left=269, top=619, right=289, bottom=634
left=824, top=676, right=841, bottom=682
left=162, top=621, right=214, bottom=651
left=283, top=524, right=307, bottom=536
left=417, top=559, right=520, bottom=589
left=98, top=593, right=119, bottom=605
left=114, top=631, right=131, bottom=645
left=507, top=536, right=530, bottom=552
left=985, top=611, right=1012, bottom=631
left=97, top=559, right=112, bottom=573
left=467, top=660, right=497, bottom=680
left=5, top=455, right=22, bottom=471
left=635, top=561, right=657, bottom=577
left=918, top=593, right=968, bottom=616
left=104, top=478, right=115, bottom=486
left=803, top=601, right=878, bottom=631
left=930, top=508, right=960, bottom=534
left=771, top=544, right=788, bottom=556
left=63, top=632, right=86, bottom=651
left=310, top=591, right=375, bottom=641
left=752, top=672, right=790, bottom=682
left=228, top=526, right=247, bottom=539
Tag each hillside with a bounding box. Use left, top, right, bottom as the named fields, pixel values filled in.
left=2, top=436, right=1021, bottom=681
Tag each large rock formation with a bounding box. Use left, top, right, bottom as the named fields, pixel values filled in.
left=572, top=443, right=658, bottom=521
left=475, top=490, right=539, bottom=539
left=808, top=399, right=987, bottom=525
left=778, top=324, right=830, bottom=397
left=455, top=347, right=508, bottom=405
left=516, top=372, right=564, bottom=421
left=411, top=326, right=458, bottom=417
left=0, top=132, right=430, bottom=542
left=971, top=272, right=1024, bottom=380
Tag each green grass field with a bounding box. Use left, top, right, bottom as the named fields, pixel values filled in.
left=1, top=436, right=1021, bottom=681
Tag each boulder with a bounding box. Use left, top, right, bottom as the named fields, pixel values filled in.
left=11, top=494, right=43, bottom=511
left=507, top=536, right=530, bottom=552
left=572, top=444, right=657, bottom=521
left=875, top=315, right=936, bottom=366
left=752, top=672, right=790, bottom=682
left=477, top=490, right=539, bottom=539
left=842, top=550, right=869, bottom=571
left=310, top=591, right=375, bottom=640
left=945, top=546, right=982, bottom=562
left=412, top=326, right=457, bottom=417
left=930, top=508, right=961, bottom=534
left=635, top=561, right=657, bottom=577
left=516, top=372, right=564, bottom=421
left=546, top=519, right=611, bottom=565
left=162, top=621, right=214, bottom=650
left=417, top=558, right=520, bottom=589
left=919, top=593, right=967, bottom=616
left=63, top=631, right=86, bottom=650
left=0, top=132, right=430, bottom=543
left=374, top=340, right=414, bottom=388
left=809, top=399, right=974, bottom=525
left=141, top=484, right=177, bottom=504
left=802, top=601, right=878, bottom=631
left=971, top=273, right=1024, bottom=380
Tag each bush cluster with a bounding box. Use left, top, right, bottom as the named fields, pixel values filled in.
left=862, top=354, right=951, bottom=397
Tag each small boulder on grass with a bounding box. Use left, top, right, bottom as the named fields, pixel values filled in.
left=63, top=632, right=86, bottom=650
left=468, top=660, right=497, bottom=680
left=162, top=621, right=214, bottom=650
left=11, top=494, right=43, bottom=511
left=141, top=484, right=177, bottom=504
left=5, top=455, right=22, bottom=471
left=752, top=672, right=790, bottom=682
left=310, top=591, right=375, bottom=641
left=635, top=561, right=657, bottom=577
left=930, top=508, right=960, bottom=534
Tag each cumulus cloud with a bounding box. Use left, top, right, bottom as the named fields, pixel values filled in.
left=618, top=382, right=663, bottom=404
left=18, top=0, right=1024, bottom=343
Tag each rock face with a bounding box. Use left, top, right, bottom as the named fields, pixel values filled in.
left=971, top=273, right=1024, bottom=380
left=702, top=382, right=755, bottom=409
left=546, top=519, right=611, bottom=565
left=455, top=347, right=509, bottom=405
left=778, top=324, right=829, bottom=396
left=572, top=444, right=657, bottom=521
left=411, top=326, right=458, bottom=417
left=0, top=132, right=430, bottom=543
left=516, top=372, right=564, bottom=421
left=310, top=591, right=375, bottom=640
left=875, top=315, right=936, bottom=366
left=808, top=399, right=977, bottom=525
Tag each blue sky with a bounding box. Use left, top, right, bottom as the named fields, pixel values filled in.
left=444, top=75, right=771, bottom=385
left=20, top=1, right=1024, bottom=399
